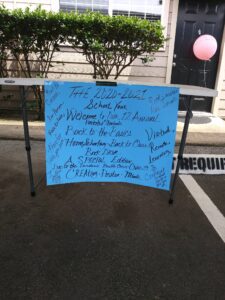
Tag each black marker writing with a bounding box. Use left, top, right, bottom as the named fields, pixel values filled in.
left=69, top=86, right=91, bottom=98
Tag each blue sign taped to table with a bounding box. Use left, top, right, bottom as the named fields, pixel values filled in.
left=45, top=81, right=179, bottom=191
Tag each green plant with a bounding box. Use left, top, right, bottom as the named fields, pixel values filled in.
left=0, top=7, right=165, bottom=116
left=0, top=6, right=11, bottom=78
left=0, top=6, right=66, bottom=118
left=66, top=11, right=165, bottom=79
left=1, top=6, right=65, bottom=78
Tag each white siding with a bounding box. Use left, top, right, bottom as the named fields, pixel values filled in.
left=218, top=84, right=225, bottom=118
left=128, top=0, right=173, bottom=83
left=0, top=0, right=53, bottom=11
left=216, top=25, right=225, bottom=119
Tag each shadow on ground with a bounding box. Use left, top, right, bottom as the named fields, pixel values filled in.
left=178, top=115, right=212, bottom=124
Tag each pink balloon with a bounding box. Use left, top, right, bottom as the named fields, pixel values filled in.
left=193, top=34, right=217, bottom=61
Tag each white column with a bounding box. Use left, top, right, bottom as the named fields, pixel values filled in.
left=212, top=26, right=225, bottom=116
left=108, top=0, right=113, bottom=16
left=51, top=0, right=60, bottom=12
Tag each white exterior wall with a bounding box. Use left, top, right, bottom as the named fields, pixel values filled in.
left=218, top=83, right=225, bottom=118
left=0, top=0, right=57, bottom=11
left=213, top=25, right=225, bottom=119
left=128, top=0, right=173, bottom=84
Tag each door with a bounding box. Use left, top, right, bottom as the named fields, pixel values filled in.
left=171, top=0, right=225, bottom=111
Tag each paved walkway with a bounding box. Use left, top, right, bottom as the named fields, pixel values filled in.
left=1, top=112, right=225, bottom=145
left=176, top=112, right=225, bottom=146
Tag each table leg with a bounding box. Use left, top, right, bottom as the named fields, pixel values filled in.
left=169, top=95, right=193, bottom=204
left=20, top=86, right=35, bottom=196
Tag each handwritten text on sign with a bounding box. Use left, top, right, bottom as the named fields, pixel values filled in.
left=45, top=82, right=179, bottom=190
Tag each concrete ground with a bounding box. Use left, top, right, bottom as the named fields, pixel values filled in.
left=0, top=114, right=225, bottom=299
left=0, top=112, right=225, bottom=145
left=176, top=112, right=225, bottom=145
left=0, top=140, right=225, bottom=300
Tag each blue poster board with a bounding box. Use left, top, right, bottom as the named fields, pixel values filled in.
left=45, top=81, right=179, bottom=191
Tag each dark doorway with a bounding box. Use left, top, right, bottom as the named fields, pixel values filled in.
left=171, top=0, right=225, bottom=111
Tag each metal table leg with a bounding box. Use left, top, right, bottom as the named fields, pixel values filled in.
left=169, top=95, right=193, bottom=204
left=20, top=86, right=35, bottom=196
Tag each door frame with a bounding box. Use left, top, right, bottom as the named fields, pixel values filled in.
left=212, top=26, right=225, bottom=115
left=166, top=0, right=225, bottom=115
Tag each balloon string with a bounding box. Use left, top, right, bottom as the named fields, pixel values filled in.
left=203, top=60, right=207, bottom=87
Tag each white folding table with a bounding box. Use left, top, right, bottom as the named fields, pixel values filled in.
left=0, top=78, right=217, bottom=203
